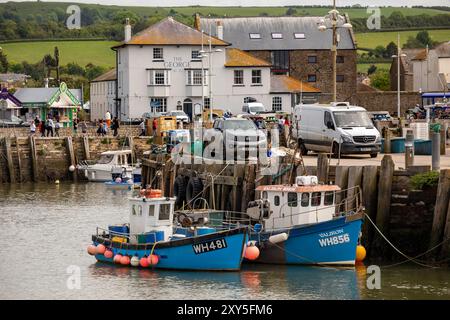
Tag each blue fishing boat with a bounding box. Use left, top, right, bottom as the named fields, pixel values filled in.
left=104, top=167, right=141, bottom=190
left=243, top=175, right=364, bottom=266
left=87, top=194, right=248, bottom=271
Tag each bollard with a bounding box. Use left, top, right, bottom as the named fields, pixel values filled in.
left=405, top=129, right=414, bottom=168
left=432, top=132, right=440, bottom=171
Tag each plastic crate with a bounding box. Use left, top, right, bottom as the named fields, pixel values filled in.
left=414, top=139, right=432, bottom=155
left=137, top=231, right=164, bottom=244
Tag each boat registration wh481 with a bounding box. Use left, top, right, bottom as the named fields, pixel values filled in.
left=318, top=233, right=350, bottom=247
left=192, top=238, right=228, bottom=254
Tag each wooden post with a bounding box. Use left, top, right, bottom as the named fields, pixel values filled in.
left=440, top=125, right=446, bottom=156
left=384, top=129, right=391, bottom=154
left=232, top=164, right=245, bottom=213
left=317, top=153, right=329, bottom=184
left=347, top=166, right=363, bottom=211
left=361, top=166, right=378, bottom=252
left=65, top=137, right=77, bottom=181
left=15, top=137, right=22, bottom=183
left=439, top=199, right=450, bottom=260
left=372, top=155, right=395, bottom=259
left=29, top=136, right=38, bottom=182
left=127, top=136, right=135, bottom=164
left=429, top=169, right=450, bottom=258
left=82, top=136, right=90, bottom=160
left=3, top=137, right=16, bottom=183
left=334, top=166, right=349, bottom=213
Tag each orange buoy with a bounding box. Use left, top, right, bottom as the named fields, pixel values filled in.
left=113, top=254, right=122, bottom=264
left=140, top=257, right=149, bottom=267
left=147, top=254, right=159, bottom=265
left=87, top=245, right=97, bottom=255
left=96, top=244, right=106, bottom=255
left=120, top=255, right=130, bottom=265
left=244, top=246, right=260, bottom=261
left=104, top=250, right=113, bottom=259
left=356, top=245, right=366, bottom=262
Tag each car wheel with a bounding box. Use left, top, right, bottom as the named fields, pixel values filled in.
left=370, top=153, right=378, bottom=158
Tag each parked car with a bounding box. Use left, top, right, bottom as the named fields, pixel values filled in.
left=167, top=110, right=190, bottom=123
left=203, top=118, right=267, bottom=160
left=242, top=102, right=267, bottom=115
left=0, top=115, right=30, bottom=127
left=292, top=102, right=381, bottom=158
left=368, top=111, right=393, bottom=122
left=142, top=111, right=167, bottom=119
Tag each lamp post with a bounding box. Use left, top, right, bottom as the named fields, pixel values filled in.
left=318, top=0, right=352, bottom=103
left=392, top=33, right=407, bottom=119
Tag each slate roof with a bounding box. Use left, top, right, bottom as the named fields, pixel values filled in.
left=91, top=68, right=117, bottom=82
left=14, top=88, right=82, bottom=104
left=0, top=88, right=22, bottom=106
left=113, top=17, right=229, bottom=49
left=198, top=16, right=356, bottom=51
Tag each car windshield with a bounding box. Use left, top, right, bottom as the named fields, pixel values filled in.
left=224, top=120, right=257, bottom=130
left=97, top=154, right=114, bottom=164
left=333, top=111, right=373, bottom=127
left=249, top=106, right=265, bottom=113
left=171, top=111, right=186, bottom=116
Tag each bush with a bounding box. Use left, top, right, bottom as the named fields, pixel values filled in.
left=410, top=171, right=440, bottom=190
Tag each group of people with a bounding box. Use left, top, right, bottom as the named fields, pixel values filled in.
left=30, top=115, right=62, bottom=137
left=96, top=111, right=120, bottom=136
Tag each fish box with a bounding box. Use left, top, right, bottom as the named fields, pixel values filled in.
left=414, top=139, right=432, bottom=155
left=112, top=236, right=127, bottom=243
left=137, top=231, right=164, bottom=244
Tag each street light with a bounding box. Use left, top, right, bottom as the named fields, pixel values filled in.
left=317, top=0, right=352, bottom=103
left=392, top=33, right=407, bottom=119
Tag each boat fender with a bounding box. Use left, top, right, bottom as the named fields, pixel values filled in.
left=104, top=250, right=113, bottom=259
left=140, top=257, right=149, bottom=267
left=120, top=256, right=130, bottom=265
left=147, top=254, right=159, bottom=266
left=130, top=256, right=140, bottom=267
left=113, top=254, right=123, bottom=264
left=87, top=244, right=97, bottom=255
left=96, top=244, right=106, bottom=255
left=268, top=233, right=289, bottom=244
left=244, top=245, right=260, bottom=261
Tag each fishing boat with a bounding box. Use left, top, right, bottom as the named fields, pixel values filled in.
left=78, top=150, right=135, bottom=182
left=104, top=167, right=142, bottom=190
left=242, top=175, right=364, bottom=266
left=87, top=190, right=249, bottom=271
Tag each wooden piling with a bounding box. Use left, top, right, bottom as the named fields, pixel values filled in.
left=347, top=166, right=363, bottom=211
left=429, top=169, right=450, bottom=258
left=334, top=166, right=349, bottom=213
left=29, top=136, right=38, bottom=182
left=317, top=153, right=329, bottom=184
left=65, top=137, right=77, bottom=182
left=361, top=166, right=379, bottom=252
left=372, top=155, right=395, bottom=258
left=15, top=137, right=22, bottom=182
left=82, top=136, right=90, bottom=160
left=3, top=137, right=16, bottom=183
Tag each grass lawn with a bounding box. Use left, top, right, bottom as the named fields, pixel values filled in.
left=357, top=63, right=391, bottom=74
left=1, top=40, right=118, bottom=67
left=355, top=29, right=450, bottom=50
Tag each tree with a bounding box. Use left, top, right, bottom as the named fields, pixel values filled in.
left=370, top=70, right=390, bottom=91
left=286, top=7, right=297, bottom=16
left=0, top=49, right=9, bottom=73
left=416, top=30, right=436, bottom=47
left=386, top=42, right=398, bottom=58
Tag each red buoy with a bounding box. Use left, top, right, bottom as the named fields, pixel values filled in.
left=96, top=244, right=106, bottom=255
left=87, top=245, right=97, bottom=255
left=113, top=254, right=122, bottom=264
left=140, top=257, right=149, bottom=267
left=244, top=246, right=260, bottom=261
left=147, top=254, right=159, bottom=266
left=104, top=250, right=113, bottom=259
left=120, top=255, right=130, bottom=265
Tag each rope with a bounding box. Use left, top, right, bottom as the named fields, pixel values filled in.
left=363, top=212, right=447, bottom=269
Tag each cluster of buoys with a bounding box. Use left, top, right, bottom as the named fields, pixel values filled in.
left=87, top=244, right=159, bottom=267
left=139, top=188, right=162, bottom=198
left=244, top=242, right=260, bottom=261
left=356, top=245, right=366, bottom=262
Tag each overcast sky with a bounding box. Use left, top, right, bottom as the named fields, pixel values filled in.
left=0, top=0, right=448, bottom=7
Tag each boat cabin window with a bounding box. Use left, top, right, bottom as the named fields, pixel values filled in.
left=287, top=192, right=298, bottom=207
left=159, top=203, right=171, bottom=220
left=274, top=195, right=280, bottom=206
left=148, top=205, right=155, bottom=217
left=301, top=193, right=310, bottom=207
left=132, top=204, right=142, bottom=216
left=97, top=154, right=114, bottom=164
left=324, top=191, right=334, bottom=206
left=311, top=192, right=322, bottom=207
left=262, top=191, right=268, bottom=199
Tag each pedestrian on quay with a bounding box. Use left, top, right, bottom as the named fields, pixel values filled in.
left=152, top=118, right=157, bottom=137
left=30, top=121, right=36, bottom=136
left=112, top=117, right=119, bottom=137
left=46, top=117, right=54, bottom=137
left=103, top=120, right=108, bottom=135
left=73, top=118, right=78, bottom=136
left=80, top=121, right=88, bottom=135
left=34, top=116, right=40, bottom=128
left=277, top=115, right=285, bottom=133
left=39, top=120, right=45, bottom=137
left=97, top=120, right=105, bottom=136
left=55, top=120, right=61, bottom=137
left=105, top=110, right=111, bottom=129
left=139, top=118, right=146, bottom=136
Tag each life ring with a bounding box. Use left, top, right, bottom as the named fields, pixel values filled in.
left=186, top=177, right=204, bottom=206
left=173, top=175, right=187, bottom=206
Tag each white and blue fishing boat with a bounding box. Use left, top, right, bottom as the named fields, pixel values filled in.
left=243, top=175, right=363, bottom=266
left=104, top=167, right=141, bottom=190
left=88, top=192, right=249, bottom=271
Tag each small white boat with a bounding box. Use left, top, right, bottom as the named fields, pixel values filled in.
left=79, top=150, right=135, bottom=182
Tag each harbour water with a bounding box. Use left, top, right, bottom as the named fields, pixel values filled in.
left=0, top=182, right=449, bottom=300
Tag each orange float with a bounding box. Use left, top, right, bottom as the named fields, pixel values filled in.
left=87, top=245, right=97, bottom=255
left=147, top=254, right=159, bottom=265
left=244, top=246, right=260, bottom=261
left=104, top=250, right=113, bottom=259
left=96, top=244, right=106, bottom=255
left=113, top=254, right=122, bottom=264
left=120, top=255, right=130, bottom=265
left=140, top=257, right=149, bottom=267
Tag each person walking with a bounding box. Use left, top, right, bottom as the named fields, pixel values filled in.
left=34, top=116, right=40, bottom=128
left=30, top=121, right=36, bottom=136
left=112, top=117, right=119, bottom=137
left=105, top=110, right=111, bottom=129
left=45, top=117, right=54, bottom=137
left=55, top=120, right=61, bottom=137
left=139, top=119, right=146, bottom=136
left=97, top=120, right=105, bottom=136
left=152, top=118, right=157, bottom=137
left=39, top=120, right=45, bottom=137
left=73, top=118, right=78, bottom=136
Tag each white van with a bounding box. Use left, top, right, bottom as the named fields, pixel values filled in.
left=292, top=102, right=381, bottom=158
left=242, top=102, right=266, bottom=115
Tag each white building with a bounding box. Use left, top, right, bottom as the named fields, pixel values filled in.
left=89, top=68, right=117, bottom=121
left=108, top=17, right=319, bottom=121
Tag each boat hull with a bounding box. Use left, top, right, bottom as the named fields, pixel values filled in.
left=104, top=181, right=133, bottom=190
left=249, top=213, right=363, bottom=266
left=84, top=167, right=133, bottom=182
left=92, top=227, right=248, bottom=271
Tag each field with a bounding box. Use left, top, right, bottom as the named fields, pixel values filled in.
left=357, top=63, right=391, bottom=74
left=0, top=40, right=118, bottom=67
left=356, top=29, right=450, bottom=50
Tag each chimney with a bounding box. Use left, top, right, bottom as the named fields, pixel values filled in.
left=216, top=20, right=223, bottom=40
left=124, top=18, right=132, bottom=42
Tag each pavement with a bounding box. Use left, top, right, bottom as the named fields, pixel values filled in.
left=301, top=148, right=450, bottom=170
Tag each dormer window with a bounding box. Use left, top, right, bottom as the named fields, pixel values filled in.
left=294, top=33, right=305, bottom=39
left=249, top=33, right=261, bottom=39
left=153, top=48, right=163, bottom=60
left=271, top=33, right=283, bottom=39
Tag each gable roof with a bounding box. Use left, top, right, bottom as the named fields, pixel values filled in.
left=113, top=17, right=229, bottom=49
left=198, top=16, right=356, bottom=51
left=225, top=48, right=271, bottom=67
left=14, top=87, right=82, bottom=105
left=270, top=75, right=320, bottom=93
left=412, top=42, right=450, bottom=61
left=91, top=68, right=117, bottom=82
left=0, top=88, right=22, bottom=106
